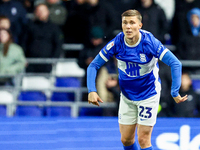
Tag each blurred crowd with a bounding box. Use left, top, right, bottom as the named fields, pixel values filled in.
left=0, top=0, right=200, bottom=117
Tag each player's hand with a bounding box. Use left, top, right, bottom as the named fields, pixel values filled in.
left=88, top=92, right=103, bottom=106
left=173, top=94, right=188, bottom=104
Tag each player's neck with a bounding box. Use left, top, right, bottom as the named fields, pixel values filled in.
left=125, top=34, right=140, bottom=46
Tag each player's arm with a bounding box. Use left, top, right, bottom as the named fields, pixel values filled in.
left=161, top=50, right=188, bottom=103
left=87, top=54, right=106, bottom=106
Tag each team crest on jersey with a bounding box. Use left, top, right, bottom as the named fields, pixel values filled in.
left=140, top=54, right=146, bottom=62
left=106, top=41, right=114, bottom=50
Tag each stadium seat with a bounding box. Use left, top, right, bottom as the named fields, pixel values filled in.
left=79, top=107, right=103, bottom=116
left=46, top=61, right=85, bottom=116
left=16, top=106, right=45, bottom=116
left=16, top=76, right=50, bottom=116
left=51, top=77, right=81, bottom=101
left=21, top=76, right=51, bottom=90
left=52, top=61, right=85, bottom=102
left=16, top=91, right=47, bottom=116
left=0, top=106, right=6, bottom=116
left=17, top=91, right=47, bottom=101
left=46, top=107, right=71, bottom=117
left=0, top=91, right=14, bottom=116
left=55, top=61, right=85, bottom=78
left=49, top=77, right=80, bottom=116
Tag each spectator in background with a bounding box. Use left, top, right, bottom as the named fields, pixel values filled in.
left=133, top=0, right=169, bottom=44
left=45, top=0, right=68, bottom=29
left=78, top=26, right=119, bottom=114
left=172, top=71, right=200, bottom=117
left=187, top=8, right=200, bottom=36
left=23, top=3, right=63, bottom=73
left=170, top=0, right=200, bottom=45
left=0, top=15, right=23, bottom=45
left=107, top=0, right=137, bottom=31
left=0, top=28, right=26, bottom=85
left=176, top=8, right=200, bottom=73
left=0, top=16, right=11, bottom=29
left=78, top=26, right=107, bottom=86
left=64, top=0, right=118, bottom=47
left=0, top=0, right=28, bottom=45
left=85, top=0, right=118, bottom=42
left=96, top=58, right=120, bottom=116
left=63, top=0, right=90, bottom=46
left=157, top=61, right=174, bottom=117
left=17, top=0, right=35, bottom=13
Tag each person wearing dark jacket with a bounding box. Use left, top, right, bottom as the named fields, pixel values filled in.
left=176, top=8, right=200, bottom=73
left=64, top=0, right=118, bottom=46
left=170, top=0, right=200, bottom=45
left=23, top=3, right=63, bottom=73
left=78, top=26, right=107, bottom=86
left=133, top=0, right=169, bottom=44
left=86, top=0, right=118, bottom=42
left=45, top=0, right=68, bottom=28
left=63, top=0, right=90, bottom=46
left=172, top=71, right=200, bottom=117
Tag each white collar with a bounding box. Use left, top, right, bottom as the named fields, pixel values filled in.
left=124, top=32, right=142, bottom=47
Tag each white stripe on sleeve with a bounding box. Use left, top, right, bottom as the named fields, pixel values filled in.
left=99, top=51, right=108, bottom=62
left=159, top=48, right=169, bottom=61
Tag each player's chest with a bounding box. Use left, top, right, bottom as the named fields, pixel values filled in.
left=115, top=45, right=152, bottom=64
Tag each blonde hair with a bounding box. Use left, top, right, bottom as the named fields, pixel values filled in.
left=121, top=9, right=142, bottom=22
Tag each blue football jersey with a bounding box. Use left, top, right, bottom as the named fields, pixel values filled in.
left=99, top=29, right=169, bottom=101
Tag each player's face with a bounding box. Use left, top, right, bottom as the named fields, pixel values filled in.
left=122, top=16, right=142, bottom=40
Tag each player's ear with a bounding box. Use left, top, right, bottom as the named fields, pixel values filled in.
left=139, top=22, right=143, bottom=29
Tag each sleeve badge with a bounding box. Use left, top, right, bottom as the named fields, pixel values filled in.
left=106, top=41, right=114, bottom=50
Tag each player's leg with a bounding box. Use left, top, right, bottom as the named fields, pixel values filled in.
left=118, top=93, right=139, bottom=150
left=137, top=124, right=154, bottom=149
left=136, top=93, right=160, bottom=150
left=119, top=123, right=139, bottom=150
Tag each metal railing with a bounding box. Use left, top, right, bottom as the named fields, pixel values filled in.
left=61, top=43, right=176, bottom=51
left=0, top=58, right=117, bottom=117
left=1, top=57, right=200, bottom=117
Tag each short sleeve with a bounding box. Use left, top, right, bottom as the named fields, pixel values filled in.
left=99, top=37, right=117, bottom=62
left=147, top=33, right=168, bottom=60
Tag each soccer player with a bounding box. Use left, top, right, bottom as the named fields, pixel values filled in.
left=87, top=9, right=188, bottom=150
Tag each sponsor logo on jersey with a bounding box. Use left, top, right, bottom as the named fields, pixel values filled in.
left=106, top=41, right=114, bottom=50
left=125, top=62, right=141, bottom=76
left=140, top=54, right=146, bottom=62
